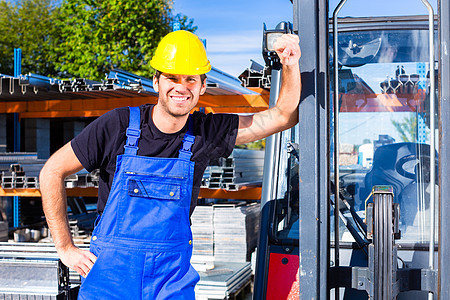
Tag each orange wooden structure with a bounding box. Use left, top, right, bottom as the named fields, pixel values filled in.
left=0, top=186, right=262, bottom=200
left=0, top=88, right=269, bottom=119
left=0, top=86, right=269, bottom=200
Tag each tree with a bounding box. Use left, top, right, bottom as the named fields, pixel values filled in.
left=391, top=115, right=418, bottom=142
left=235, top=139, right=266, bottom=150
left=53, top=0, right=196, bottom=81
left=0, top=0, right=60, bottom=76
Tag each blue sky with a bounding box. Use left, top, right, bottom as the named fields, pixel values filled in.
left=173, top=0, right=293, bottom=77
left=173, top=0, right=437, bottom=78
left=172, top=0, right=439, bottom=146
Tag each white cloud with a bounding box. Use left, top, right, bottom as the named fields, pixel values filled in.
left=200, top=30, right=265, bottom=77
left=209, top=52, right=264, bottom=77
left=203, top=31, right=262, bottom=54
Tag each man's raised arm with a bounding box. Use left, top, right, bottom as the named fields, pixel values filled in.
left=236, top=34, right=301, bottom=145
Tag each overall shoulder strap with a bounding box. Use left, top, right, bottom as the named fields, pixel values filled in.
left=179, top=115, right=195, bottom=161
left=124, top=106, right=141, bottom=155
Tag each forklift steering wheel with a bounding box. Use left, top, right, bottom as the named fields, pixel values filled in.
left=395, top=154, right=432, bottom=181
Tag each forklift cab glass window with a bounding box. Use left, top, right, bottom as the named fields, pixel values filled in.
left=330, top=25, right=439, bottom=245
left=328, top=0, right=438, bottom=18
left=274, top=138, right=300, bottom=242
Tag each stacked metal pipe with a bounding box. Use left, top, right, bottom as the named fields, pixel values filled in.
left=0, top=153, right=100, bottom=189
left=195, top=261, right=252, bottom=300
left=0, top=242, right=85, bottom=298
left=0, top=76, right=30, bottom=95
left=191, top=202, right=260, bottom=263
left=191, top=205, right=215, bottom=258
left=213, top=202, right=260, bottom=263
left=64, top=170, right=99, bottom=188
left=202, top=149, right=264, bottom=191
left=0, top=153, right=44, bottom=189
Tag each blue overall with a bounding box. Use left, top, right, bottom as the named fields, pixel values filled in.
left=78, top=106, right=199, bottom=299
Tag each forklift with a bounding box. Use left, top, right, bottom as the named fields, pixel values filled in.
left=254, top=0, right=448, bottom=299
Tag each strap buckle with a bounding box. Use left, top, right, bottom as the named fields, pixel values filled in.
left=179, top=134, right=195, bottom=160
left=126, top=128, right=141, bottom=146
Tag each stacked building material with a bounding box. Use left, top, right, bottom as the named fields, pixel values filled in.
left=195, top=261, right=252, bottom=300
left=191, top=205, right=215, bottom=257
left=0, top=153, right=100, bottom=189
left=0, top=153, right=45, bottom=189
left=202, top=149, right=264, bottom=190
left=0, top=222, right=6, bottom=242
left=0, top=242, right=83, bottom=299
left=0, top=76, right=31, bottom=96
left=213, top=202, right=260, bottom=263
left=1, top=163, right=43, bottom=188
left=64, top=170, right=99, bottom=188
left=238, top=60, right=272, bottom=89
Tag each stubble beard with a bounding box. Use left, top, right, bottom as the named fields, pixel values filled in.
left=159, top=94, right=195, bottom=118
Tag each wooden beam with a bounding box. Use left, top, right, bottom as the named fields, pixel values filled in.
left=0, top=187, right=99, bottom=197
left=21, top=110, right=114, bottom=119
left=198, top=94, right=269, bottom=108
left=204, top=107, right=268, bottom=114
left=0, top=186, right=261, bottom=200
left=198, top=187, right=261, bottom=200
left=0, top=188, right=41, bottom=197
left=66, top=187, right=99, bottom=197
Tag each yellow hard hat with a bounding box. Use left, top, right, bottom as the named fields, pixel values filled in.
left=150, top=30, right=211, bottom=75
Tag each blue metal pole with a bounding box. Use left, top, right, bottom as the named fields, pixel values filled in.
left=13, top=113, right=20, bottom=152
left=13, top=196, right=20, bottom=228
left=14, top=48, right=22, bottom=77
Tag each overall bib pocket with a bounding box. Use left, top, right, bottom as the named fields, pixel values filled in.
left=118, top=176, right=184, bottom=241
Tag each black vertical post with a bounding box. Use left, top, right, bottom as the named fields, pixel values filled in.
left=260, top=64, right=282, bottom=208
left=295, top=0, right=330, bottom=299
left=439, top=0, right=450, bottom=298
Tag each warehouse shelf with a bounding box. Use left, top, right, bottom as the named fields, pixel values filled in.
left=0, top=69, right=269, bottom=230
left=0, top=186, right=262, bottom=200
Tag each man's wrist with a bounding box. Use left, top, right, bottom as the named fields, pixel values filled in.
left=55, top=239, right=76, bottom=254
left=283, top=62, right=300, bottom=69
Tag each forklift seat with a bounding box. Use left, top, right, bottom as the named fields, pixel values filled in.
left=361, top=142, right=437, bottom=236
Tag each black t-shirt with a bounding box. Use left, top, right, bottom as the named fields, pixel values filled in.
left=71, top=104, right=239, bottom=216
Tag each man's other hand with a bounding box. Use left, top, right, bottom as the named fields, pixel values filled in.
left=59, top=245, right=97, bottom=278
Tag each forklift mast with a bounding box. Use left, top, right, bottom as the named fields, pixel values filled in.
left=254, top=0, right=450, bottom=299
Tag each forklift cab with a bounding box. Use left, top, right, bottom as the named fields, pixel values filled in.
left=254, top=0, right=449, bottom=299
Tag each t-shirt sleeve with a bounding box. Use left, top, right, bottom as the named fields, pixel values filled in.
left=220, top=114, right=239, bottom=158
left=71, top=108, right=128, bottom=172
left=201, top=113, right=239, bottom=160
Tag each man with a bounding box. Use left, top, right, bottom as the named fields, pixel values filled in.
left=40, top=30, right=301, bottom=299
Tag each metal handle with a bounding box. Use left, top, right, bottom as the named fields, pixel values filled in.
left=331, top=2, right=436, bottom=299
left=420, top=2, right=436, bottom=300
left=260, top=64, right=283, bottom=208
left=332, top=3, right=348, bottom=296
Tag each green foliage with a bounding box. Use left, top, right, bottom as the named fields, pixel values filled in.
left=0, top=0, right=60, bottom=76
left=0, top=0, right=196, bottom=80
left=53, top=0, right=197, bottom=81
left=391, top=115, right=418, bottom=142
left=235, top=139, right=266, bottom=150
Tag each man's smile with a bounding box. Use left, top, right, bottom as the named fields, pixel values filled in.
left=170, top=95, right=190, bottom=103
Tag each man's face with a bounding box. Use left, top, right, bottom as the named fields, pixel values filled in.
left=153, top=73, right=206, bottom=117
